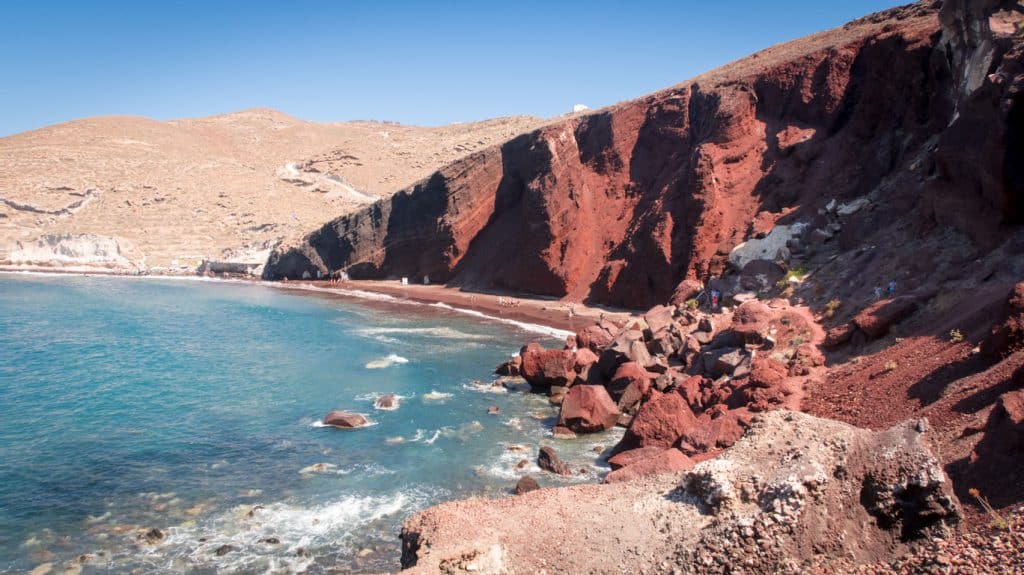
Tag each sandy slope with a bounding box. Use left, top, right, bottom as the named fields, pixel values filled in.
left=0, top=109, right=547, bottom=271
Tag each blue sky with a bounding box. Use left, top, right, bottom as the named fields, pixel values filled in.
left=0, top=1, right=907, bottom=136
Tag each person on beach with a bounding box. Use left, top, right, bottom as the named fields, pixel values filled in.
left=873, top=286, right=883, bottom=300
left=888, top=279, right=897, bottom=297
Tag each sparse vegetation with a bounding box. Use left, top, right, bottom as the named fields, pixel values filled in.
left=685, top=298, right=699, bottom=311
left=969, top=488, right=1009, bottom=531
left=884, top=360, right=898, bottom=372
left=949, top=329, right=964, bottom=343
left=824, top=298, right=841, bottom=319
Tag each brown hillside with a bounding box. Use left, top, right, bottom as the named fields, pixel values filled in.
left=0, top=109, right=546, bottom=271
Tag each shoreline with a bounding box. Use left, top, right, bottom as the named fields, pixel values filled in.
left=0, top=268, right=639, bottom=338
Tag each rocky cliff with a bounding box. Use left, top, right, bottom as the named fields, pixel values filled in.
left=265, top=0, right=1024, bottom=310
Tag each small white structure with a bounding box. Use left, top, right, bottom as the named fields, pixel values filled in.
left=401, top=277, right=409, bottom=285
left=301, top=270, right=311, bottom=280
left=573, top=104, right=590, bottom=113
left=423, top=275, right=430, bottom=285
left=339, top=271, right=350, bottom=281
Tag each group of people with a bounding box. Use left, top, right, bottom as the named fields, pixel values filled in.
left=498, top=297, right=521, bottom=308
left=873, top=280, right=898, bottom=300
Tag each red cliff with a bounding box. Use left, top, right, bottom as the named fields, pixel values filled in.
left=265, top=1, right=1023, bottom=311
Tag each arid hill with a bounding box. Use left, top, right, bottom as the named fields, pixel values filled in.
left=0, top=109, right=547, bottom=272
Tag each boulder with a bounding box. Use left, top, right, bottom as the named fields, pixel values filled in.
left=576, top=324, right=615, bottom=352
left=678, top=374, right=706, bottom=412
left=573, top=347, right=599, bottom=372
left=729, top=300, right=773, bottom=344
left=549, top=385, right=568, bottom=406
left=823, top=323, right=854, bottom=348
left=323, top=410, right=369, bottom=428
left=608, top=362, right=654, bottom=399
left=739, top=260, right=785, bottom=292
left=598, top=329, right=648, bottom=377
left=643, top=305, right=677, bottom=335
left=748, top=357, right=788, bottom=389
left=552, top=425, right=578, bottom=439
left=557, top=385, right=621, bottom=433
left=648, top=328, right=682, bottom=357
left=495, top=355, right=522, bottom=376
left=618, top=390, right=698, bottom=451
left=514, top=475, right=540, bottom=495
left=679, top=408, right=754, bottom=455
left=374, top=393, right=399, bottom=410
left=603, top=448, right=695, bottom=484
left=852, top=296, right=920, bottom=338
left=537, top=446, right=572, bottom=476
left=606, top=446, right=665, bottom=470
left=670, top=278, right=704, bottom=306
left=520, top=343, right=575, bottom=388
left=653, top=368, right=686, bottom=392
left=713, top=349, right=752, bottom=379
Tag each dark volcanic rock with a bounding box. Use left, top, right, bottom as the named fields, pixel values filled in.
left=537, top=446, right=571, bottom=476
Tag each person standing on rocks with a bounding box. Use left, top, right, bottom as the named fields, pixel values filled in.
left=888, top=279, right=897, bottom=297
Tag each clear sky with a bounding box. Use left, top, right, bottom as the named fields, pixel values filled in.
left=0, top=1, right=908, bottom=137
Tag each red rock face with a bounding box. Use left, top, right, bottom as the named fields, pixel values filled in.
left=267, top=4, right=1024, bottom=311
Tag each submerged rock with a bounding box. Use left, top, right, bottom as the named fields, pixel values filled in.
left=214, top=544, right=236, bottom=556
left=374, top=393, right=399, bottom=410
left=323, top=410, right=369, bottom=428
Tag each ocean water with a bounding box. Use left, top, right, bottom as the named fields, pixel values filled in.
left=0, top=275, right=621, bottom=574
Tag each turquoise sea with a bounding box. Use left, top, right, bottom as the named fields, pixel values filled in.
left=0, top=275, right=619, bottom=574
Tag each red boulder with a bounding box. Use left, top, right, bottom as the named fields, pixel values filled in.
left=606, top=446, right=665, bottom=470
left=618, top=390, right=698, bottom=451
left=603, top=448, right=695, bottom=483
left=557, top=385, right=621, bottom=433
left=520, top=343, right=575, bottom=388
left=852, top=296, right=920, bottom=338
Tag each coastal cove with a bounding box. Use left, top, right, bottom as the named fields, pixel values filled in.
left=0, top=274, right=619, bottom=574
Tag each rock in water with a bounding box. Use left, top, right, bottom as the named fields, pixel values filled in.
left=374, top=393, right=399, bottom=410
left=556, top=385, right=620, bottom=433
left=323, top=410, right=368, bottom=428
left=214, top=544, right=236, bottom=556
left=537, top=446, right=571, bottom=476
left=514, top=476, right=540, bottom=495
left=140, top=527, right=164, bottom=544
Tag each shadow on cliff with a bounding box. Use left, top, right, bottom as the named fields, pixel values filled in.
left=446, top=132, right=569, bottom=297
